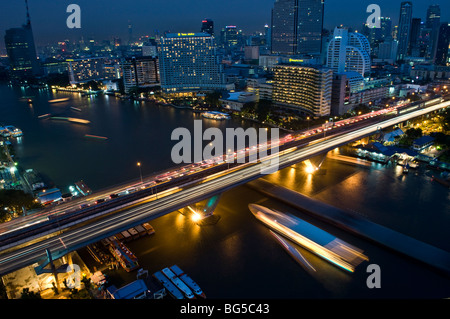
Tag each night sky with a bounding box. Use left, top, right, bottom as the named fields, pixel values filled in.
left=1, top=0, right=449, bottom=53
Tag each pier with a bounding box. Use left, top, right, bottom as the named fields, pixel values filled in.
left=247, top=178, right=450, bottom=277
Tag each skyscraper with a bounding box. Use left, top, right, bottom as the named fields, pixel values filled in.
left=396, top=1, right=413, bottom=61
left=4, top=0, right=40, bottom=81
left=380, top=17, right=393, bottom=42
left=425, top=4, right=441, bottom=61
left=201, top=19, right=214, bottom=36
left=408, top=18, right=422, bottom=57
left=158, top=33, right=232, bottom=93
left=435, top=23, right=450, bottom=66
left=271, top=0, right=324, bottom=56
left=326, top=27, right=371, bottom=77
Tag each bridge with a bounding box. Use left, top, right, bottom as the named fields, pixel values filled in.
left=0, top=97, right=448, bottom=277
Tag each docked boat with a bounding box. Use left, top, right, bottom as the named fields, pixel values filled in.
left=248, top=204, right=368, bottom=273
left=108, top=237, right=139, bottom=272
left=201, top=111, right=230, bottom=120
left=161, top=267, right=195, bottom=299
left=0, top=126, right=10, bottom=137
left=5, top=126, right=23, bottom=137
left=152, top=271, right=184, bottom=299
left=170, top=265, right=206, bottom=298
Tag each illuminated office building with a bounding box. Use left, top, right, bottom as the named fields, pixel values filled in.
left=271, top=0, right=324, bottom=56
left=397, top=1, right=413, bottom=61
left=201, top=19, right=214, bottom=36
left=4, top=0, right=40, bottom=80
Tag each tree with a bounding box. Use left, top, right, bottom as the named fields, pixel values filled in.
left=0, top=189, right=42, bottom=221
left=82, top=80, right=101, bottom=91
left=205, top=91, right=222, bottom=108
left=405, top=127, right=423, bottom=139
left=241, top=101, right=256, bottom=118
left=256, top=99, right=273, bottom=122
left=20, top=288, right=41, bottom=299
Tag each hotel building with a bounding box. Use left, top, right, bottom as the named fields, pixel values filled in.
left=272, top=64, right=332, bottom=117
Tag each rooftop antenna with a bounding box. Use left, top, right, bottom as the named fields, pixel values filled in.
left=25, top=0, right=31, bottom=26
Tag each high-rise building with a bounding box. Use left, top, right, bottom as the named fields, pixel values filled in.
left=224, top=26, right=239, bottom=49
left=272, top=64, right=332, bottom=117
left=121, top=56, right=159, bottom=93
left=264, top=24, right=272, bottom=50
left=409, top=18, right=422, bottom=57
left=426, top=4, right=441, bottom=61
left=4, top=0, right=40, bottom=81
left=331, top=72, right=364, bottom=116
left=326, top=27, right=371, bottom=77
left=435, top=23, right=450, bottom=66
left=67, top=57, right=105, bottom=84
left=201, top=19, right=214, bottom=36
left=158, top=33, right=232, bottom=93
left=378, top=40, right=398, bottom=61
left=380, top=17, right=393, bottom=42
left=271, top=0, right=324, bottom=56
left=396, top=1, right=413, bottom=61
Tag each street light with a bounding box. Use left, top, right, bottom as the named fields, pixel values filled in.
left=137, top=162, right=143, bottom=184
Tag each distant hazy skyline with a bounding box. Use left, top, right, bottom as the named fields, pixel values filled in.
left=1, top=0, right=449, bottom=53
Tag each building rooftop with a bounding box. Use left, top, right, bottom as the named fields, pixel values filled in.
left=413, top=135, right=434, bottom=146
left=107, top=279, right=149, bottom=299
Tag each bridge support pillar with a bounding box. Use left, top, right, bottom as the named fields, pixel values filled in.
left=46, top=249, right=60, bottom=293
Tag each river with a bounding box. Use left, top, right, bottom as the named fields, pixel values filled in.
left=1, top=84, right=449, bottom=298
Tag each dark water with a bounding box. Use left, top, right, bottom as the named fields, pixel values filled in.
left=1, top=84, right=449, bottom=298
left=0, top=84, right=262, bottom=192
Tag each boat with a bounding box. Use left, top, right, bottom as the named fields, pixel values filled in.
left=0, top=126, right=10, bottom=137
left=5, top=126, right=23, bottom=137
left=431, top=175, right=450, bottom=188
left=84, top=134, right=108, bottom=140
left=75, top=180, right=92, bottom=196
left=108, top=237, right=139, bottom=272
left=48, top=97, right=70, bottom=103
left=142, top=223, right=155, bottom=235
left=201, top=111, right=231, bottom=120
left=152, top=271, right=184, bottom=299
left=50, top=117, right=90, bottom=124
left=161, top=267, right=195, bottom=299
left=248, top=204, right=368, bottom=273
left=170, top=265, right=206, bottom=298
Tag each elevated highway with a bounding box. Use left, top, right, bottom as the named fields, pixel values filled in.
left=0, top=98, right=448, bottom=276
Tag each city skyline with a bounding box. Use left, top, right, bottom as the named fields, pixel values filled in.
left=1, top=0, right=450, bottom=54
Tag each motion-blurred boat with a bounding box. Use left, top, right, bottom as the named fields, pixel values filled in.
left=249, top=204, right=368, bottom=272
